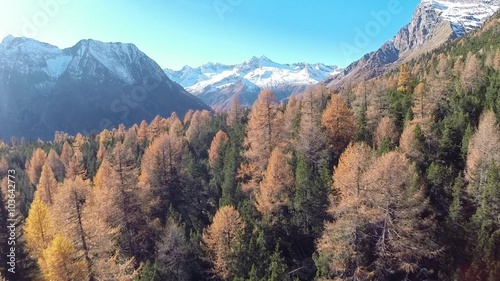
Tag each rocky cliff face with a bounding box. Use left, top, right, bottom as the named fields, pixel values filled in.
left=394, top=0, right=500, bottom=54
left=326, top=0, right=500, bottom=90
left=393, top=1, right=445, bottom=54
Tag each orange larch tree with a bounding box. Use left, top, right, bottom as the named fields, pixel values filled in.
left=465, top=110, right=500, bottom=200
left=26, top=148, right=47, bottom=185
left=139, top=131, right=184, bottom=219
left=96, top=129, right=113, bottom=162
left=373, top=116, right=399, bottom=150
left=241, top=89, right=283, bottom=192
left=316, top=142, right=374, bottom=277
left=362, top=152, right=439, bottom=278
left=208, top=130, right=229, bottom=168
left=183, top=109, right=195, bottom=126
left=202, top=205, right=245, bottom=279
left=47, top=149, right=65, bottom=182
left=321, top=94, right=357, bottom=159
left=60, top=141, right=74, bottom=171
left=297, top=87, right=326, bottom=164
left=227, top=95, right=243, bottom=127
left=186, top=110, right=211, bottom=144
left=137, top=120, right=149, bottom=144
left=24, top=197, right=55, bottom=258
left=255, top=148, right=294, bottom=226
left=461, top=51, right=484, bottom=93
left=35, top=161, right=59, bottom=205
left=94, top=141, right=157, bottom=262
left=397, top=63, right=412, bottom=94
left=318, top=151, right=439, bottom=279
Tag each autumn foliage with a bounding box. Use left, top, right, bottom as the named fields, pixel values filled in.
left=202, top=206, right=245, bottom=279
left=241, top=89, right=284, bottom=192
left=255, top=148, right=294, bottom=225
left=321, top=94, right=357, bottom=158
left=5, top=23, right=500, bottom=279
left=26, top=148, right=47, bottom=185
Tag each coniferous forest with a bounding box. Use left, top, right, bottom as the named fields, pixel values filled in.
left=2, top=11, right=500, bottom=281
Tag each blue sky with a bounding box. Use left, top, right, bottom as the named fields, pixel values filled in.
left=0, top=0, right=420, bottom=69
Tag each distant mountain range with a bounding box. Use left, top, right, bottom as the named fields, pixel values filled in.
left=164, top=0, right=500, bottom=109
left=164, top=56, right=341, bottom=109
left=0, top=36, right=210, bottom=140
left=2, top=0, right=498, bottom=141
left=326, top=0, right=500, bottom=89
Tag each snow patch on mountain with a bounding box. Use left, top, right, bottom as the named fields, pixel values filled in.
left=326, top=0, right=500, bottom=90
left=4, top=37, right=60, bottom=54
left=68, top=40, right=140, bottom=84
left=44, top=55, right=72, bottom=78
left=0, top=36, right=151, bottom=85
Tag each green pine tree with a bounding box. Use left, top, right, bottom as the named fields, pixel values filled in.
left=292, top=154, right=328, bottom=239
left=472, top=163, right=500, bottom=260
left=269, top=245, right=287, bottom=281
left=356, top=98, right=371, bottom=143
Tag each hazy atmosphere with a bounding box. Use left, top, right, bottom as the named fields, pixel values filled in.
left=0, top=0, right=419, bottom=68
left=1, top=0, right=500, bottom=280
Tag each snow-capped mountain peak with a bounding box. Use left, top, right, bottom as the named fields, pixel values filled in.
left=65, top=39, right=148, bottom=84
left=1, top=34, right=15, bottom=46
left=392, top=0, right=500, bottom=54
left=1, top=35, right=61, bottom=55
left=0, top=36, right=70, bottom=83
left=237, top=55, right=280, bottom=71
left=326, top=0, right=500, bottom=90
left=0, top=35, right=210, bottom=140
left=0, top=36, right=164, bottom=85
left=247, top=55, right=272, bottom=64
left=164, top=56, right=341, bottom=109
left=421, top=0, right=500, bottom=36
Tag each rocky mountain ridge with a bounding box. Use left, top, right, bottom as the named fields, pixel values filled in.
left=164, top=56, right=341, bottom=109
left=326, top=0, right=500, bottom=90
left=0, top=36, right=210, bottom=140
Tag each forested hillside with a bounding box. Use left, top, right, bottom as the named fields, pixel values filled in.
left=1, top=11, right=500, bottom=281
